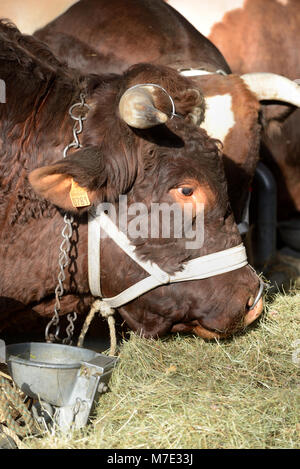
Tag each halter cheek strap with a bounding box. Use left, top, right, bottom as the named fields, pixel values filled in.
left=88, top=208, right=250, bottom=310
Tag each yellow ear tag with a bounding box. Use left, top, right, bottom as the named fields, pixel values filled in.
left=70, top=179, right=91, bottom=208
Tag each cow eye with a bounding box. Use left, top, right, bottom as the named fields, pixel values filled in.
left=178, top=187, right=194, bottom=196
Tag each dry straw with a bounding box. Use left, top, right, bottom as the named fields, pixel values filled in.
left=24, top=288, right=300, bottom=449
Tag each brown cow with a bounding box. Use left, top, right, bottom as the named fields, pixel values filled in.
left=33, top=0, right=300, bottom=229
left=0, top=21, right=263, bottom=340
left=166, top=0, right=300, bottom=222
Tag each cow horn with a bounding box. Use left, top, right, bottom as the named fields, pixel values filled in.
left=241, top=73, right=300, bottom=107
left=119, top=85, right=169, bottom=128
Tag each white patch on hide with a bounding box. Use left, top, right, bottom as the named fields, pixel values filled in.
left=166, top=0, right=245, bottom=37
left=200, top=94, right=235, bottom=142
left=275, top=0, right=289, bottom=5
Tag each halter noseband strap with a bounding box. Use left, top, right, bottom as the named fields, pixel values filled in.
left=88, top=208, right=257, bottom=310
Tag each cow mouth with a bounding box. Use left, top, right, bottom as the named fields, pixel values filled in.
left=192, top=297, right=264, bottom=339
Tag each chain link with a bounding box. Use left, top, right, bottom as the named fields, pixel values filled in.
left=45, top=93, right=90, bottom=344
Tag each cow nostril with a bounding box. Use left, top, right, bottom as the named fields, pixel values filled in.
left=244, top=297, right=264, bottom=326
left=247, top=296, right=255, bottom=309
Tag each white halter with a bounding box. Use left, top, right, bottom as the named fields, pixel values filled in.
left=88, top=208, right=249, bottom=309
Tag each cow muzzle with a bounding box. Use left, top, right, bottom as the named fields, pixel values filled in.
left=193, top=279, right=265, bottom=339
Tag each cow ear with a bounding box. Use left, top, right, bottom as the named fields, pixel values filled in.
left=28, top=146, right=105, bottom=212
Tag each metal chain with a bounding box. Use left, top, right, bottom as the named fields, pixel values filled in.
left=45, top=93, right=90, bottom=344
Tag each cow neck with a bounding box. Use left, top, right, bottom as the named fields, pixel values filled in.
left=88, top=207, right=250, bottom=309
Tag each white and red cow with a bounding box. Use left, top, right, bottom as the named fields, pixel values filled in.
left=166, top=0, right=300, bottom=222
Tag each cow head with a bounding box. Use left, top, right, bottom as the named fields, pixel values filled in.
left=29, top=64, right=263, bottom=339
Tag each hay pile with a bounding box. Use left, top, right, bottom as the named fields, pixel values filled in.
left=25, top=289, right=300, bottom=449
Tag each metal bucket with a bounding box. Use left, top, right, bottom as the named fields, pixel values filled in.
left=5, top=342, right=118, bottom=430
left=6, top=342, right=99, bottom=407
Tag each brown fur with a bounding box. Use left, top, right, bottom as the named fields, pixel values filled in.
left=189, top=73, right=261, bottom=220
left=207, top=0, right=300, bottom=220
left=35, top=0, right=230, bottom=74
left=33, top=0, right=266, bottom=222
left=0, top=21, right=260, bottom=339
